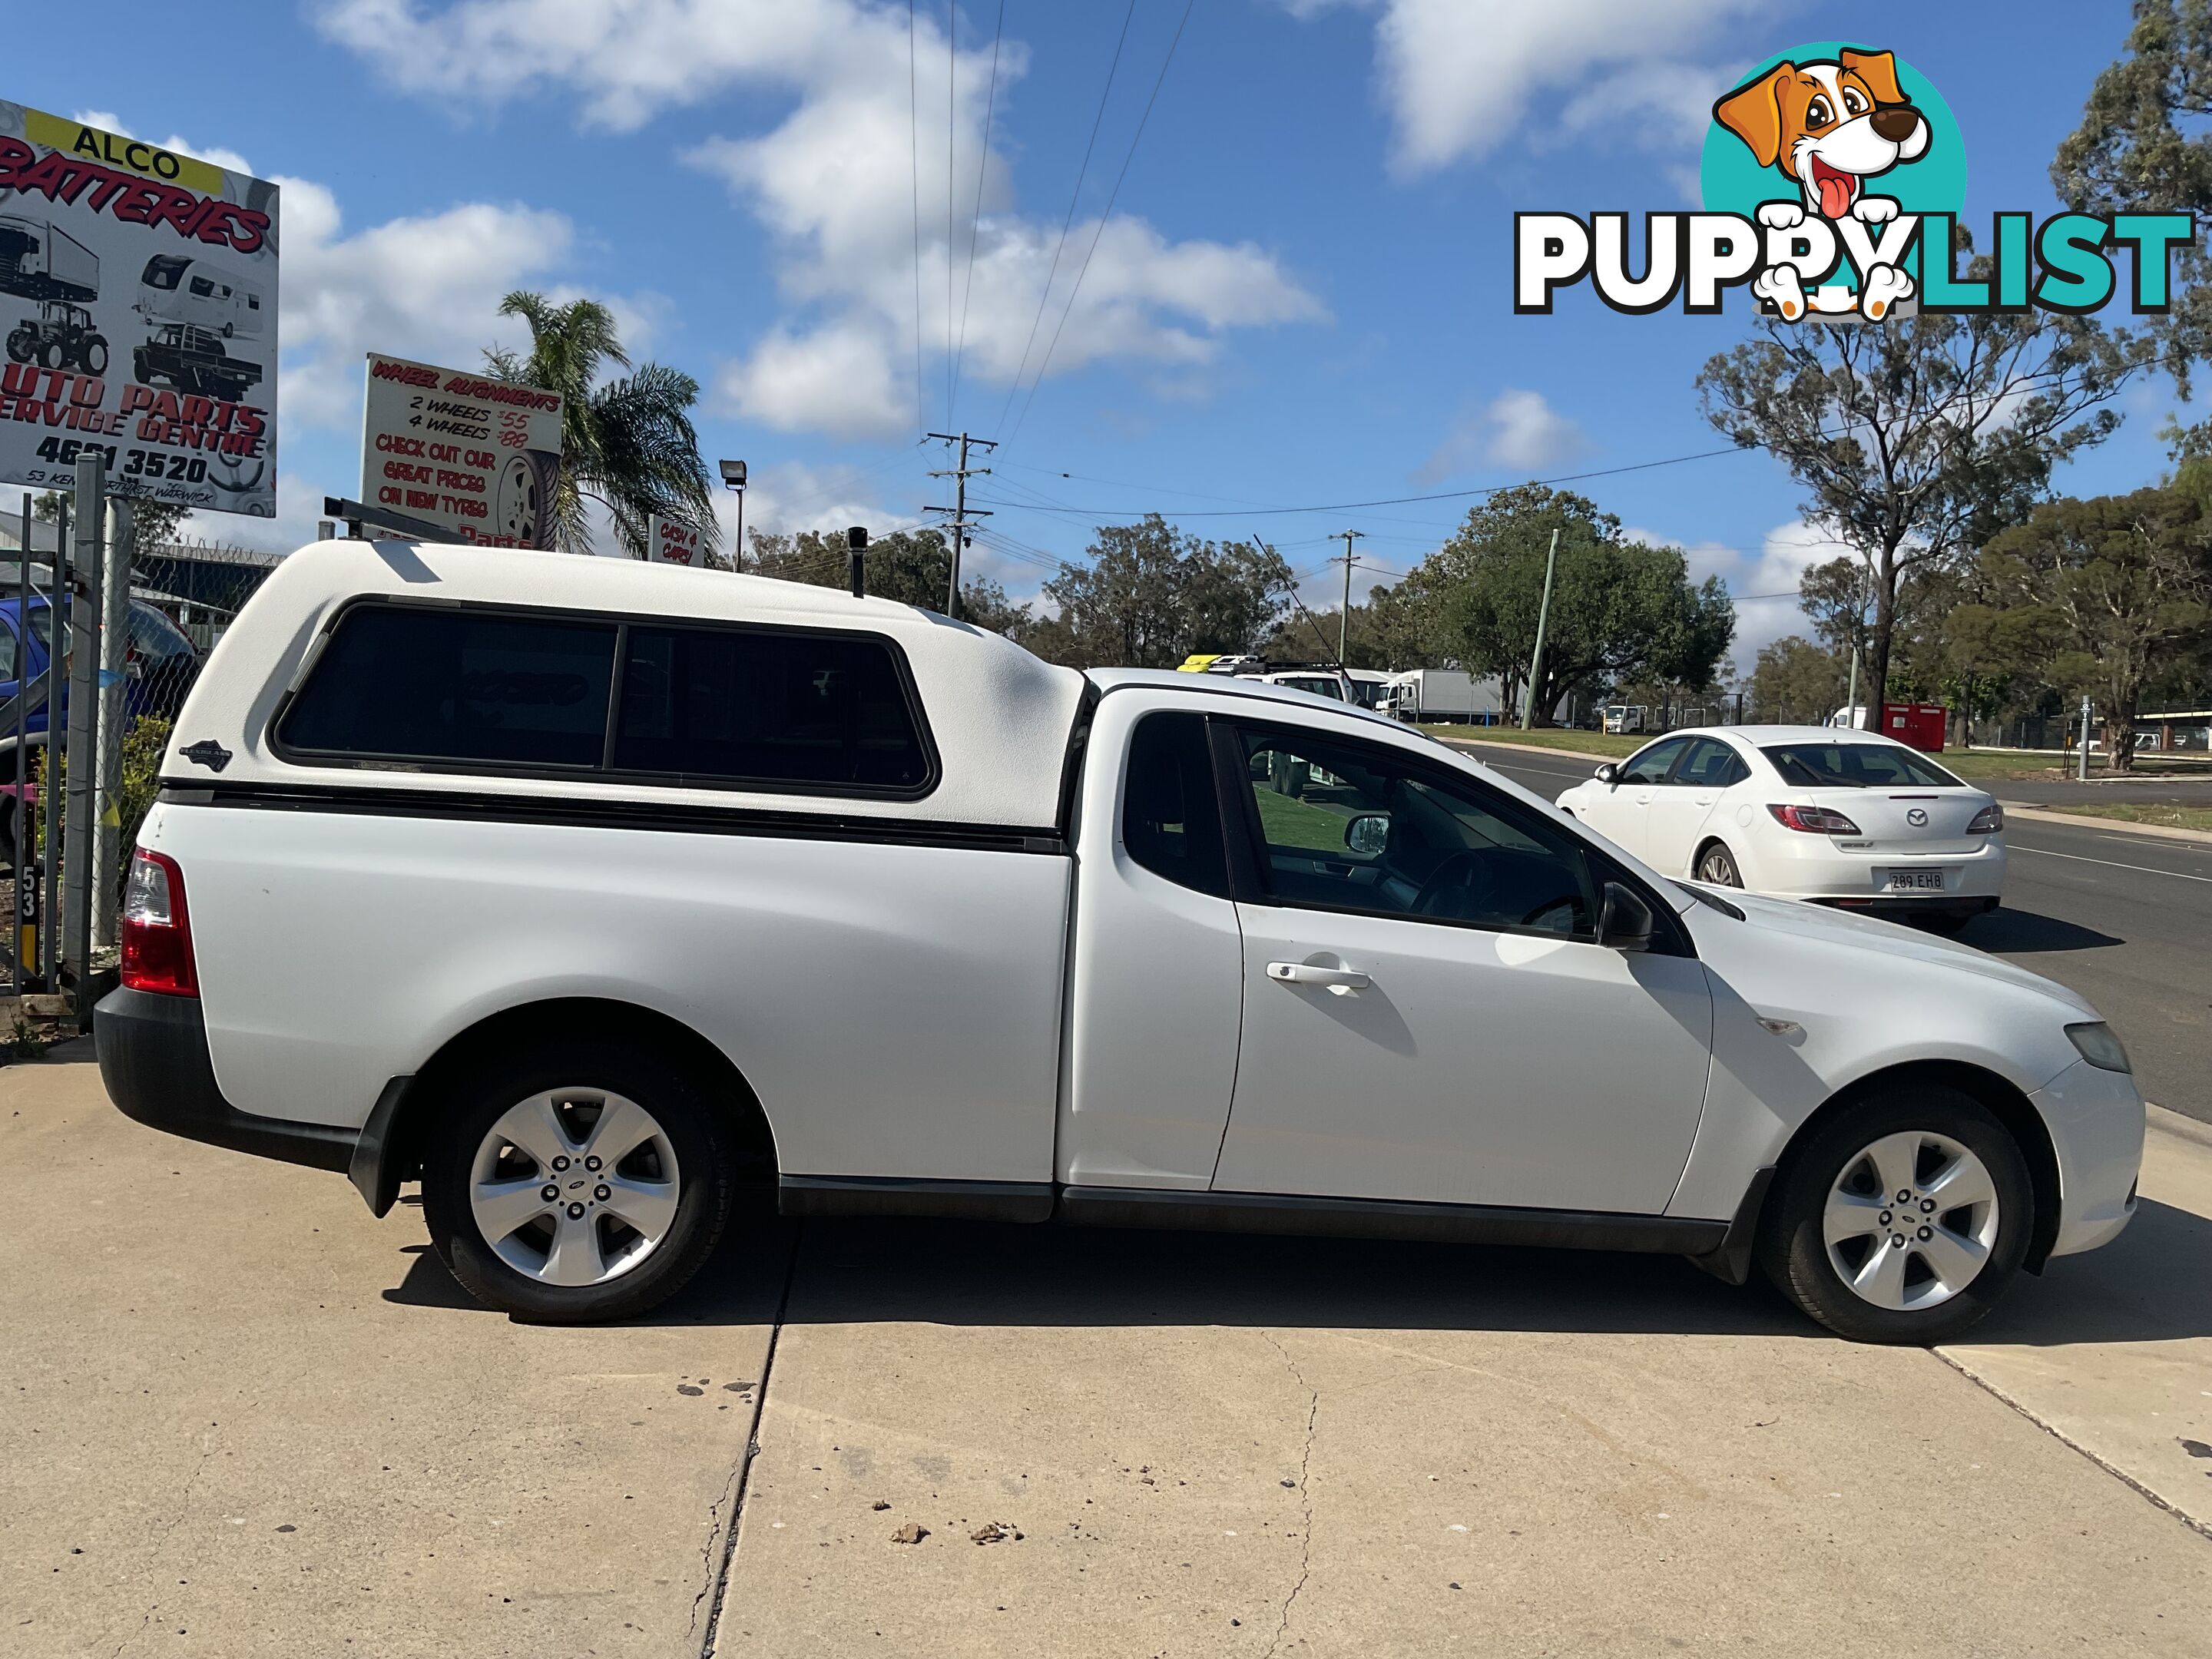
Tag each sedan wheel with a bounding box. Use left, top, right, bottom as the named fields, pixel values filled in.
left=1695, top=843, right=1742, bottom=886
left=1756, top=1084, right=2032, bottom=1343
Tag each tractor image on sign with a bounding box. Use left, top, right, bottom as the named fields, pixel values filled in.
left=0, top=215, right=105, bottom=374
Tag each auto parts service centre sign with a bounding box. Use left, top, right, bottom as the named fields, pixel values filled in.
left=0, top=101, right=277, bottom=518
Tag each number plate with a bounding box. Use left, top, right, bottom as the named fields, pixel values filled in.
left=1886, top=869, right=1947, bottom=892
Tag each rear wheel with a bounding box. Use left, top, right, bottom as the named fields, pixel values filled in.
left=422, top=1036, right=735, bottom=1322
left=1757, top=1084, right=2032, bottom=1343
left=81, top=336, right=108, bottom=375
left=1694, top=841, right=1742, bottom=886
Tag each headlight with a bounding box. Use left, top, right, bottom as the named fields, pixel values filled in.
left=2065, top=1022, right=2131, bottom=1073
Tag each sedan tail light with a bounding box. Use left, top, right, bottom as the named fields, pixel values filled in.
left=121, top=848, right=198, bottom=997
left=1966, top=803, right=2005, bottom=834
left=1767, top=803, right=1863, bottom=836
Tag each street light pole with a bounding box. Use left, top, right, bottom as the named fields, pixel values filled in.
left=1521, top=528, right=1560, bottom=730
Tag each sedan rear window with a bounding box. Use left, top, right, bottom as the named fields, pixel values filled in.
left=1762, top=743, right=1963, bottom=789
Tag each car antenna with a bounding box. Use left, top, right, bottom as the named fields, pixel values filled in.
left=1255, top=527, right=1355, bottom=697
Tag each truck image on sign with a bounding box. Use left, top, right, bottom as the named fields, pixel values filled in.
left=0, top=214, right=98, bottom=303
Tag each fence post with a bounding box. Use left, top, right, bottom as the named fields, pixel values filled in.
left=92, top=498, right=131, bottom=951
left=64, top=454, right=105, bottom=1028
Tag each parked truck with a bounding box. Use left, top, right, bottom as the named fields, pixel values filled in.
left=98, top=541, right=2144, bottom=1343
left=1380, top=668, right=1499, bottom=724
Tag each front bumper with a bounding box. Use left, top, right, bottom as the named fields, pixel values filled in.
left=95, top=987, right=359, bottom=1174
left=2032, top=1057, right=2145, bottom=1258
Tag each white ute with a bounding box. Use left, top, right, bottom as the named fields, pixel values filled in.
left=101, top=541, right=2143, bottom=1342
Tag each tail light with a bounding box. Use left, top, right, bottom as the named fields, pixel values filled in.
left=121, top=848, right=198, bottom=996
left=1966, top=803, right=2004, bottom=834
left=1767, top=803, right=1862, bottom=836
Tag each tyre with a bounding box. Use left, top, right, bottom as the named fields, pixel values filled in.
left=1694, top=841, right=1742, bottom=886
left=1756, top=1084, right=2032, bottom=1343
left=421, top=1035, right=735, bottom=1322
left=81, top=336, right=108, bottom=376
left=38, top=336, right=66, bottom=371
left=5, top=329, right=31, bottom=363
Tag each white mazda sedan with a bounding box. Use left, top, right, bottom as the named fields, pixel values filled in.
left=1556, top=726, right=2005, bottom=932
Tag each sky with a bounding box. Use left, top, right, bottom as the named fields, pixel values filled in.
left=22, top=0, right=2185, bottom=671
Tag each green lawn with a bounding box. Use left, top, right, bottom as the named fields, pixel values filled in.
left=1252, top=784, right=1359, bottom=854
left=2028, top=801, right=2212, bottom=834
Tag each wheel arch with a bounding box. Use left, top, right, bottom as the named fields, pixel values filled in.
left=351, top=996, right=779, bottom=1217
left=1762, top=1058, right=2064, bottom=1273
left=1690, top=834, right=1737, bottom=881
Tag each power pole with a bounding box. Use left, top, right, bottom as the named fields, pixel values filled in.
left=926, top=430, right=996, bottom=620
left=1521, top=527, right=1561, bottom=730
left=1333, top=528, right=1365, bottom=671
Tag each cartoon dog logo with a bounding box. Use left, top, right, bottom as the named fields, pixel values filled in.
left=1712, top=48, right=1931, bottom=320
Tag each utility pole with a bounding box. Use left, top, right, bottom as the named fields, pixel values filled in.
left=1520, top=528, right=1561, bottom=730
left=926, top=430, right=996, bottom=621
left=1333, top=528, right=1365, bottom=671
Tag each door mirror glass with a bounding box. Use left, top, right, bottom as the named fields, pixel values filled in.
left=1593, top=762, right=1618, bottom=785
left=1598, top=881, right=1656, bottom=952
left=1344, top=812, right=1390, bottom=856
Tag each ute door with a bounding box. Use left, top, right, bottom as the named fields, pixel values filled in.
left=1061, top=694, right=1246, bottom=1190
left=1211, top=718, right=1712, bottom=1215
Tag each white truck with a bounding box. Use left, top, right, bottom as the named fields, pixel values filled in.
left=1381, top=669, right=1502, bottom=724
left=100, top=541, right=2144, bottom=1341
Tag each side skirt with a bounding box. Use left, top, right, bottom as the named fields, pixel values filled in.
left=778, top=1174, right=1730, bottom=1259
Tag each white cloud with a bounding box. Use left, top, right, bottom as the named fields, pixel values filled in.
left=1277, top=0, right=1765, bottom=172
left=277, top=176, right=578, bottom=429
left=1627, top=519, right=1855, bottom=673
left=1419, top=389, right=1591, bottom=482
left=316, top=0, right=1326, bottom=437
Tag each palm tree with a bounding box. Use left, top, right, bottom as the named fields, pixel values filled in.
left=483, top=292, right=719, bottom=559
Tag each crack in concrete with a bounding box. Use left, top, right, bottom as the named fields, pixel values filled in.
left=108, top=1432, right=217, bottom=1658
left=1261, top=1333, right=1320, bottom=1659
left=1932, top=1349, right=2212, bottom=1542
left=693, top=1222, right=804, bottom=1657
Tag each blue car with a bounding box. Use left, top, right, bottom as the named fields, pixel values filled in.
left=0, top=594, right=200, bottom=866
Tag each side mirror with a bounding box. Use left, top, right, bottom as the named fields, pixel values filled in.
left=1344, top=813, right=1390, bottom=856
left=1593, top=762, right=1619, bottom=786
left=1598, top=881, right=1655, bottom=952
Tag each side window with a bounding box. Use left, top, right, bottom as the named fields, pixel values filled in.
left=1233, top=725, right=1595, bottom=937
left=1674, top=737, right=1745, bottom=788
left=0, top=623, right=15, bottom=684
left=1619, top=736, right=1688, bottom=786
left=611, top=624, right=932, bottom=793
left=277, top=605, right=618, bottom=768
left=1122, top=712, right=1229, bottom=898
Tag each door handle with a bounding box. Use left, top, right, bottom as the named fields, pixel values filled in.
left=1267, top=962, right=1370, bottom=995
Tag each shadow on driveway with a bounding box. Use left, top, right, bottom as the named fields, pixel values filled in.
left=383, top=1196, right=2212, bottom=1346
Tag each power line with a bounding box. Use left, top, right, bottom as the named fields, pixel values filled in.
left=971, top=442, right=1763, bottom=520
left=950, top=0, right=1006, bottom=428
left=908, top=0, right=926, bottom=440
left=995, top=1, right=1138, bottom=436
left=1006, top=0, right=1198, bottom=445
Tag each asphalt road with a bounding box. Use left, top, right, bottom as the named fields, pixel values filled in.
left=1455, top=739, right=2212, bottom=1128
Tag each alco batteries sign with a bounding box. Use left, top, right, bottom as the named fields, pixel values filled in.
left=361, top=352, right=564, bottom=548
left=0, top=102, right=278, bottom=516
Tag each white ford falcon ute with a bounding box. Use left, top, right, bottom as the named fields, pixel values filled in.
left=101, top=541, right=2142, bottom=1343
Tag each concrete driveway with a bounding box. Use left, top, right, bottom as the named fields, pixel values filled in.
left=4, top=1044, right=2208, bottom=1657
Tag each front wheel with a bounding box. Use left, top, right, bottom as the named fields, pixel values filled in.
left=1756, top=1084, right=2032, bottom=1343
left=5, top=329, right=31, bottom=363
left=421, top=1036, right=735, bottom=1322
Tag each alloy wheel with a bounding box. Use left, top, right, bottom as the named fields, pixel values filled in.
left=468, top=1088, right=680, bottom=1287
left=1823, top=1130, right=2000, bottom=1311
left=1697, top=846, right=1740, bottom=886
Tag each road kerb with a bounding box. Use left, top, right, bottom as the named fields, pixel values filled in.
left=2002, top=804, right=2212, bottom=846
